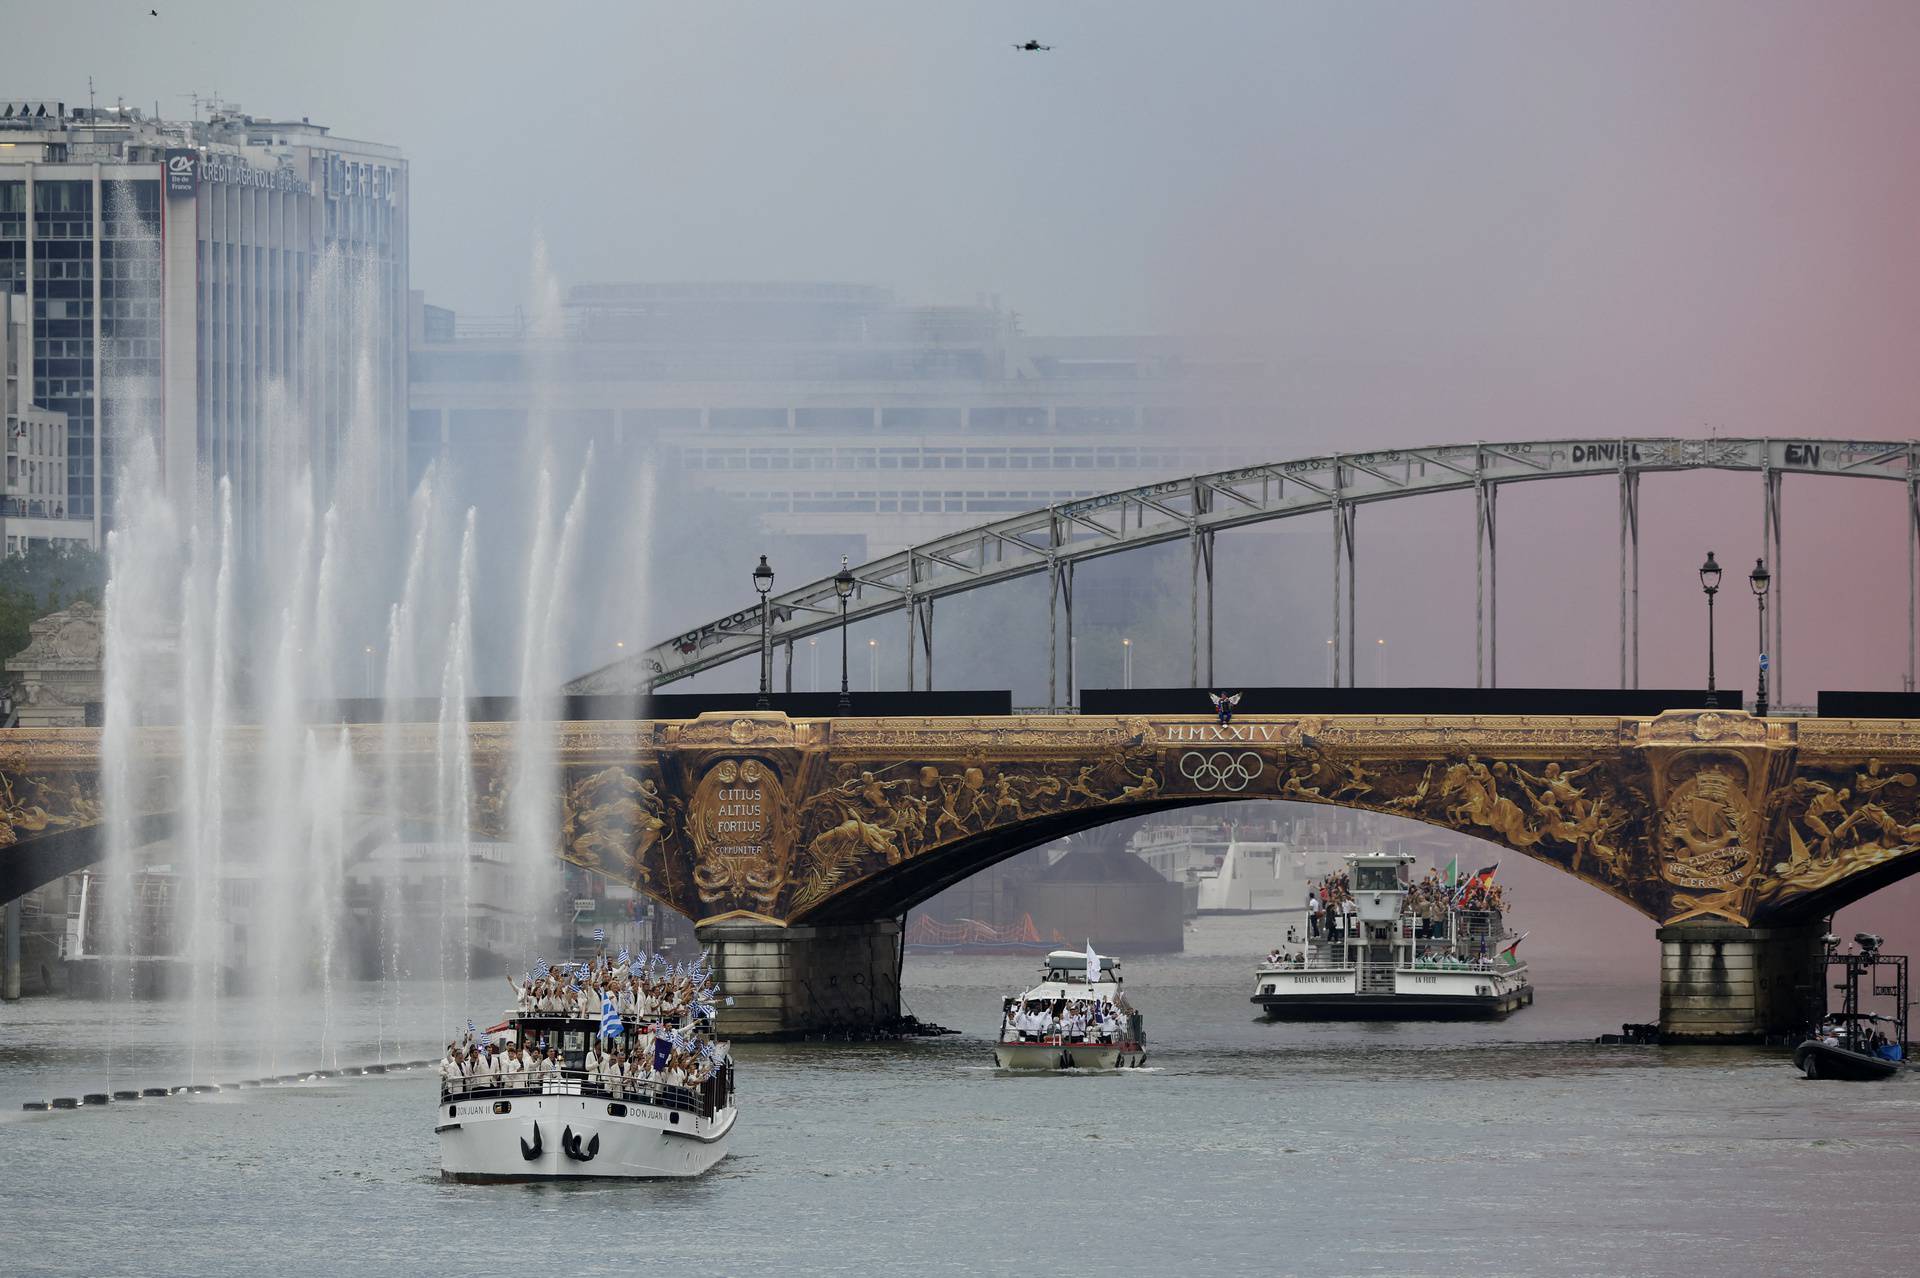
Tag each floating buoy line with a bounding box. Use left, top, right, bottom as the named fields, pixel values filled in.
left=19, top=1059, right=439, bottom=1113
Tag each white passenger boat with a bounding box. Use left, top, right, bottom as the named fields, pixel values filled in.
left=994, top=948, right=1147, bottom=1070
left=1251, top=852, right=1533, bottom=1020
left=438, top=994, right=736, bottom=1180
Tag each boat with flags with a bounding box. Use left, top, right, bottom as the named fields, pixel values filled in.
left=994, top=943, right=1147, bottom=1070
left=436, top=945, right=738, bottom=1181
left=1250, top=852, right=1533, bottom=1019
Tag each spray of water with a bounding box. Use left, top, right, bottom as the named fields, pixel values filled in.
left=85, top=222, right=643, bottom=1085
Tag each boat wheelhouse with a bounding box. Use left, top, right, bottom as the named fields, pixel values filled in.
left=1250, top=852, right=1533, bottom=1020
left=437, top=1008, right=736, bottom=1181
left=994, top=948, right=1147, bottom=1070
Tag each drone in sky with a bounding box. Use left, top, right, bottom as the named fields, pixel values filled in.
left=1012, top=40, right=1053, bottom=52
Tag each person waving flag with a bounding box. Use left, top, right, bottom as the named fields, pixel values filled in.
left=599, top=991, right=624, bottom=1040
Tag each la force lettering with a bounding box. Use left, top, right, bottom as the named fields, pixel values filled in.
left=1159, top=722, right=1281, bottom=743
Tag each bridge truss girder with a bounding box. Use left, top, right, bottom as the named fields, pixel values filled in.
left=572, top=437, right=1920, bottom=706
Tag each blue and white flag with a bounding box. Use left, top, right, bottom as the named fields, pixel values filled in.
left=617, top=947, right=631, bottom=966
left=599, top=992, right=624, bottom=1040
left=652, top=1037, right=672, bottom=1072
left=533, top=960, right=549, bottom=979
left=592, top=926, right=605, bottom=943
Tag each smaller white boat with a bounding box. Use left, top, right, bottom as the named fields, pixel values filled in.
left=994, top=948, right=1147, bottom=1070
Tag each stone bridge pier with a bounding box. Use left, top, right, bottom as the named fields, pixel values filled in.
left=1657, top=921, right=1829, bottom=1041
left=696, top=918, right=904, bottom=1038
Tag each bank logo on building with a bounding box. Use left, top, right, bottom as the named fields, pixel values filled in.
left=165, top=149, right=198, bottom=196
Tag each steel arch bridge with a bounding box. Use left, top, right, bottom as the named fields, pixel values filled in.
left=569, top=436, right=1920, bottom=706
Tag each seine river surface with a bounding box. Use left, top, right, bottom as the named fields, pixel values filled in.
left=3, top=916, right=1916, bottom=1277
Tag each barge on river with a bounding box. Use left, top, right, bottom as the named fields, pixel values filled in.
left=1251, top=851, right=1533, bottom=1020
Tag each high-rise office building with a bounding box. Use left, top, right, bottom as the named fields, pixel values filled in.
left=0, top=98, right=408, bottom=540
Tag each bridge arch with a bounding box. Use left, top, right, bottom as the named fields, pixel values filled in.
left=793, top=792, right=1633, bottom=930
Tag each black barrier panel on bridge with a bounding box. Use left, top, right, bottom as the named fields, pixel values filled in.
left=1818, top=691, right=1920, bottom=718
left=1078, top=687, right=1744, bottom=716
left=309, top=690, right=1015, bottom=724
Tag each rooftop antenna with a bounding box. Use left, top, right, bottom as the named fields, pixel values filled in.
left=88, top=76, right=95, bottom=118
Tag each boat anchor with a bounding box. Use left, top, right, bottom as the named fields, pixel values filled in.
left=520, top=1123, right=543, bottom=1161
left=560, top=1125, right=600, bottom=1162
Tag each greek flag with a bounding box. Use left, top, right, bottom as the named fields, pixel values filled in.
left=592, top=926, right=605, bottom=943
left=533, top=960, right=549, bottom=979
left=599, top=992, right=624, bottom=1040
left=617, top=947, right=630, bottom=966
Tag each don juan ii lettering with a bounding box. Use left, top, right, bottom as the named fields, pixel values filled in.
left=1161, top=722, right=1279, bottom=743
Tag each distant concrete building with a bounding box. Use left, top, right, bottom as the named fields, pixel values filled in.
left=2, top=292, right=91, bottom=552
left=0, top=98, right=408, bottom=539
left=408, top=281, right=1267, bottom=560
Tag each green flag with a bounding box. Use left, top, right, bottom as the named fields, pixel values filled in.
left=1444, top=855, right=1460, bottom=887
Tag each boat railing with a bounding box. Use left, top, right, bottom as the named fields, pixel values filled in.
left=1404, top=956, right=1521, bottom=973
left=439, top=1069, right=730, bottom=1118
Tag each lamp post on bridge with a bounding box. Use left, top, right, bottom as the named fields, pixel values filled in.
left=868, top=638, right=879, bottom=692
left=1750, top=557, right=1771, bottom=717
left=1699, top=551, right=1722, bottom=708
left=833, top=555, right=854, bottom=712
left=1122, top=636, right=1133, bottom=689
left=753, top=554, right=774, bottom=710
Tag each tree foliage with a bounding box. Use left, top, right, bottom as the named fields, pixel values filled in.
left=0, top=541, right=107, bottom=665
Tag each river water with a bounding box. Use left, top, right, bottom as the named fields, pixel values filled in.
left=3, top=916, right=1915, bottom=1277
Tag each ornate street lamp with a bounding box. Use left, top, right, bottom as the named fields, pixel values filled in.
left=753, top=554, right=774, bottom=709
left=833, top=555, right=855, bottom=711
left=1699, top=551, right=1722, bottom=707
left=1750, top=557, right=1771, bottom=717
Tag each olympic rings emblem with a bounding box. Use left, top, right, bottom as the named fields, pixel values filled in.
left=1178, top=750, right=1265, bottom=793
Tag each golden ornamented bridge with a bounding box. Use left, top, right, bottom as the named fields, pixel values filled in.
left=7, top=706, right=1920, bottom=1040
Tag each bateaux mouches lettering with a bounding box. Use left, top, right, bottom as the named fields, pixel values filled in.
left=1160, top=722, right=1279, bottom=743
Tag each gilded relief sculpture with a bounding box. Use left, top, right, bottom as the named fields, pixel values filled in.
left=11, top=709, right=1920, bottom=932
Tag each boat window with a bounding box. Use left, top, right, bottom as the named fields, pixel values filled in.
left=563, top=1031, right=585, bottom=1052
left=492, top=1101, right=512, bottom=1115
left=1354, top=865, right=1400, bottom=891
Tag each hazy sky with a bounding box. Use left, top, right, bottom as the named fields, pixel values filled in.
left=6, top=1, right=1915, bottom=336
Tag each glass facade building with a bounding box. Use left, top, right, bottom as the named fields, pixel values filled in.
left=0, top=100, right=407, bottom=543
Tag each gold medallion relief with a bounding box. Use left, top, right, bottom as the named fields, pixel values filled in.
left=688, top=756, right=790, bottom=911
